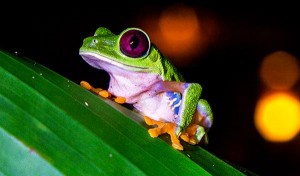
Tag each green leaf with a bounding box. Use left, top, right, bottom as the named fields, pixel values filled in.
left=0, top=49, right=255, bottom=175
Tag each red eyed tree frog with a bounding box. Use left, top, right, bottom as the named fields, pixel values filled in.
left=79, top=27, right=213, bottom=150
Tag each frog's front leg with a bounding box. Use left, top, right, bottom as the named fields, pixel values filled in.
left=80, top=81, right=126, bottom=104
left=159, top=81, right=202, bottom=135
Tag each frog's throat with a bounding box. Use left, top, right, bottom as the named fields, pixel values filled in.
left=79, top=51, right=151, bottom=72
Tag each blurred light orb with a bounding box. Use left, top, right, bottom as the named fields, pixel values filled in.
left=138, top=3, right=218, bottom=66
left=159, top=4, right=199, bottom=46
left=255, top=92, right=300, bottom=142
left=157, top=3, right=202, bottom=65
left=259, top=51, right=299, bottom=90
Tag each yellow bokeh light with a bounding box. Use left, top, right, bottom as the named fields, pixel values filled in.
left=259, top=51, right=299, bottom=90
left=254, top=92, right=300, bottom=142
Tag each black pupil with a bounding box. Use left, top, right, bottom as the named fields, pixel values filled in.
left=129, top=35, right=139, bottom=49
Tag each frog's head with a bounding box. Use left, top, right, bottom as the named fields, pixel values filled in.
left=79, top=27, right=165, bottom=74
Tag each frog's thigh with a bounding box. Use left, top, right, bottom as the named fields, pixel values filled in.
left=195, top=99, right=213, bottom=129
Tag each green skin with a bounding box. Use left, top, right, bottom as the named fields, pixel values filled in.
left=79, top=27, right=213, bottom=143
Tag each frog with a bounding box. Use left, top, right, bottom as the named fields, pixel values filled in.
left=79, top=27, right=213, bottom=150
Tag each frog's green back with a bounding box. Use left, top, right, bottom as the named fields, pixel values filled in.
left=150, top=45, right=185, bottom=82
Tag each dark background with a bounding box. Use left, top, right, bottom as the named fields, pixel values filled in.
left=2, top=1, right=300, bottom=175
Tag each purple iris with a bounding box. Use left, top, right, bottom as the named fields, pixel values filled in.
left=119, top=29, right=150, bottom=58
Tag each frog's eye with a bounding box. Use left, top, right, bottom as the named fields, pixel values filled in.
left=119, top=29, right=150, bottom=58
left=93, top=39, right=98, bottom=44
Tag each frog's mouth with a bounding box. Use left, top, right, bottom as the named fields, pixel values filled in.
left=79, top=51, right=151, bottom=72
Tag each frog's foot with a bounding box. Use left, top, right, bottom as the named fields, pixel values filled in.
left=180, top=124, right=206, bottom=145
left=80, top=81, right=111, bottom=98
left=80, top=81, right=126, bottom=104
left=144, top=116, right=183, bottom=150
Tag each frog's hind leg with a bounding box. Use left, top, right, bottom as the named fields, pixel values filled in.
left=180, top=99, right=213, bottom=145
left=180, top=124, right=207, bottom=145
left=80, top=81, right=126, bottom=104
left=144, top=116, right=183, bottom=150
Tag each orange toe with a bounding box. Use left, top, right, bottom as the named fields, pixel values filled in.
left=98, top=90, right=111, bottom=98
left=80, top=81, right=92, bottom=90
left=114, top=96, right=126, bottom=104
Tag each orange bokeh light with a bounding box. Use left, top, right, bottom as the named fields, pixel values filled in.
left=254, top=92, right=300, bottom=142
left=158, top=3, right=200, bottom=58
left=259, top=51, right=299, bottom=90
left=138, top=3, right=218, bottom=66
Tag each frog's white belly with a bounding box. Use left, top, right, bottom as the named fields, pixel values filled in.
left=107, top=68, right=161, bottom=102
left=105, top=68, right=179, bottom=122
left=133, top=92, right=178, bottom=123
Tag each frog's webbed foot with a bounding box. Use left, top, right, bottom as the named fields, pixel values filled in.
left=80, top=80, right=111, bottom=98
left=180, top=124, right=207, bottom=145
left=80, top=81, right=126, bottom=104
left=144, top=116, right=183, bottom=150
